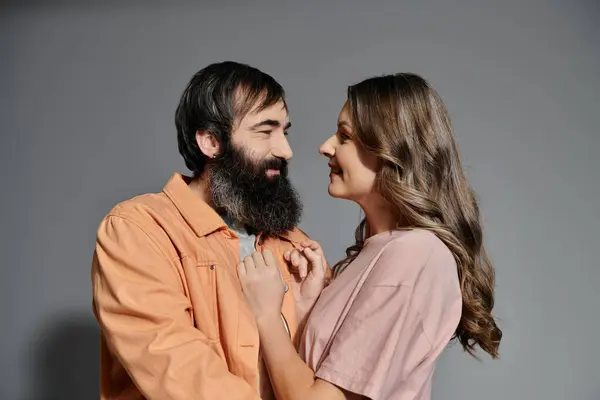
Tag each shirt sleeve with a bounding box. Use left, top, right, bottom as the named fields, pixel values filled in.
left=315, top=238, right=436, bottom=400
left=92, top=214, right=260, bottom=400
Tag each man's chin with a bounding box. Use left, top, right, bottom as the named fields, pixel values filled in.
left=265, top=174, right=287, bottom=184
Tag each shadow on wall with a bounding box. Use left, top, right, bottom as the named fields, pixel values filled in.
left=25, top=312, right=100, bottom=400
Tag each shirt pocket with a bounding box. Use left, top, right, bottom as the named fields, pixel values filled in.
left=236, top=294, right=260, bottom=378
left=181, top=255, right=219, bottom=341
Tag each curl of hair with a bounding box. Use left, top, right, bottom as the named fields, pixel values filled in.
left=333, top=73, right=502, bottom=359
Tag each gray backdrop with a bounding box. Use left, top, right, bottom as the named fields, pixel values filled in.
left=1, top=0, right=599, bottom=399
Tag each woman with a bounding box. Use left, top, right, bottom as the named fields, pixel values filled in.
left=237, top=73, right=502, bottom=400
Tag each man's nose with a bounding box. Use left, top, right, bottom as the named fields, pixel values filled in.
left=272, top=135, right=293, bottom=161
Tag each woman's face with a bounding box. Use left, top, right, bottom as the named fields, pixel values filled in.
left=319, top=101, right=379, bottom=203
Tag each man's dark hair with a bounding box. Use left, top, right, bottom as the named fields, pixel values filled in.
left=175, top=61, right=287, bottom=176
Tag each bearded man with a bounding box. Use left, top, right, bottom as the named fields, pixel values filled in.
left=91, top=61, right=323, bottom=400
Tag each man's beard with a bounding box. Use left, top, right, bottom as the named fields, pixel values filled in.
left=208, top=143, right=302, bottom=236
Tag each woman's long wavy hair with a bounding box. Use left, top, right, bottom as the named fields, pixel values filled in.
left=333, top=73, right=502, bottom=359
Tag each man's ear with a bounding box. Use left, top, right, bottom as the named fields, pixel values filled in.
left=195, top=130, right=220, bottom=158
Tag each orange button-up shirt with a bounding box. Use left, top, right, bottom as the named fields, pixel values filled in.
left=92, top=173, right=314, bottom=399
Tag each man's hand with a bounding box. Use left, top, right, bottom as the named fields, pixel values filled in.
left=237, top=250, right=287, bottom=322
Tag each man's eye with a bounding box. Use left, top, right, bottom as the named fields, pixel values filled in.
left=260, top=130, right=272, bottom=135
left=284, top=131, right=289, bottom=136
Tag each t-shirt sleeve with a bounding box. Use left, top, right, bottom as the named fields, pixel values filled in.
left=314, top=238, right=437, bottom=400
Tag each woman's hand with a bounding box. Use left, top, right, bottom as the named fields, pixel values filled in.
left=237, top=250, right=286, bottom=322
left=285, top=240, right=329, bottom=312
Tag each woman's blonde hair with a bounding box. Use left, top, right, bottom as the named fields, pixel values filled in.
left=333, top=73, right=502, bottom=358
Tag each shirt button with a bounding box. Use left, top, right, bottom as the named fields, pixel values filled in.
left=210, top=265, right=215, bottom=270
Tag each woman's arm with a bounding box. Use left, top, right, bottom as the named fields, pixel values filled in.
left=256, top=312, right=349, bottom=400
left=238, top=249, right=362, bottom=400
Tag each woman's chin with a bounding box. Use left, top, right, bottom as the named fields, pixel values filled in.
left=327, top=183, right=345, bottom=199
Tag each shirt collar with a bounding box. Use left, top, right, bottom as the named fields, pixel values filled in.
left=162, top=173, right=226, bottom=237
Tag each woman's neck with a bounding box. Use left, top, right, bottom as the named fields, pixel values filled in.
left=359, top=195, right=399, bottom=237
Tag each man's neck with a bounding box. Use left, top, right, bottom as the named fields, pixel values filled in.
left=188, top=175, right=214, bottom=208
left=190, top=175, right=256, bottom=235
left=221, top=213, right=248, bottom=233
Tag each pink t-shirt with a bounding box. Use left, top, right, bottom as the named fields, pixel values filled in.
left=299, top=229, right=462, bottom=400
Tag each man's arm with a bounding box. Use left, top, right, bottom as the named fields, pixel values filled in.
left=92, top=214, right=260, bottom=400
